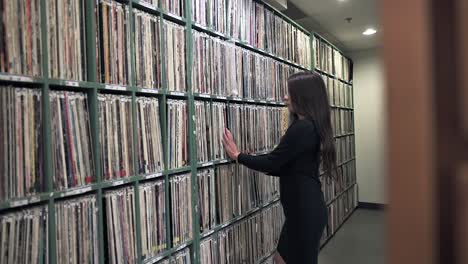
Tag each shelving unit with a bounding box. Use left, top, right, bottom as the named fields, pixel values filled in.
left=312, top=32, right=357, bottom=251
left=0, top=1, right=356, bottom=264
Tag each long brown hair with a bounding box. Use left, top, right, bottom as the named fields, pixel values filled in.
left=288, top=71, right=337, bottom=180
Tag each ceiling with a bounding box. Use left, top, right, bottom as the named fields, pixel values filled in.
left=283, top=0, right=381, bottom=53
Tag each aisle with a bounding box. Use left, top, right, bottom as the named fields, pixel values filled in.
left=318, top=209, right=385, bottom=264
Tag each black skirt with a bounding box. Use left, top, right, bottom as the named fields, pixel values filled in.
left=277, top=191, right=328, bottom=264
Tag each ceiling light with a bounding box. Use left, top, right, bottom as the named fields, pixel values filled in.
left=363, top=28, right=377, bottom=35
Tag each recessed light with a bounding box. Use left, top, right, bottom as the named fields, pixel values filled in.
left=363, top=28, right=377, bottom=35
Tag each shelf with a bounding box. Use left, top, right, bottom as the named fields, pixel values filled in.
left=326, top=183, right=357, bottom=207
left=338, top=77, right=352, bottom=84
left=192, top=24, right=229, bottom=40
left=190, top=26, right=311, bottom=72
left=99, top=175, right=140, bottom=190
left=252, top=0, right=310, bottom=36
left=192, top=23, right=210, bottom=32
left=166, top=91, right=189, bottom=98
left=53, top=184, right=99, bottom=200
left=341, top=158, right=356, bottom=165
left=235, top=40, right=310, bottom=71
left=256, top=249, right=276, bottom=264
left=320, top=206, right=358, bottom=249
left=313, top=33, right=343, bottom=59
left=98, top=83, right=133, bottom=92
left=196, top=148, right=283, bottom=170
left=161, top=12, right=186, bottom=25
left=334, top=133, right=355, bottom=139
left=0, top=73, right=44, bottom=84
left=197, top=159, right=231, bottom=169
left=313, top=34, right=353, bottom=64
left=192, top=93, right=286, bottom=106
left=315, top=69, right=352, bottom=85
left=166, top=166, right=192, bottom=175
left=131, top=0, right=161, bottom=15
left=0, top=193, right=50, bottom=211
left=131, top=1, right=186, bottom=25
left=200, top=198, right=281, bottom=240
left=243, top=98, right=286, bottom=106
left=0, top=170, right=176, bottom=211
left=140, top=172, right=165, bottom=181
left=142, top=240, right=193, bottom=264
left=0, top=166, right=199, bottom=210
left=331, top=105, right=354, bottom=110
left=48, top=79, right=100, bottom=89
left=135, top=87, right=164, bottom=95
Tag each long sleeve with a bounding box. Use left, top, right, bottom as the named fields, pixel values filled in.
left=237, top=120, right=318, bottom=176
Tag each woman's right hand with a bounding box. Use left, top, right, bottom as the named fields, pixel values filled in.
left=222, top=128, right=240, bottom=161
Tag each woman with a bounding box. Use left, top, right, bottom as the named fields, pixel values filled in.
left=222, top=71, right=336, bottom=264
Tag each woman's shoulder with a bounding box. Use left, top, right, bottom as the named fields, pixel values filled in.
left=290, top=119, right=316, bottom=130
left=288, top=119, right=317, bottom=136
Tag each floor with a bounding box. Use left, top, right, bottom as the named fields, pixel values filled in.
left=318, top=209, right=385, bottom=264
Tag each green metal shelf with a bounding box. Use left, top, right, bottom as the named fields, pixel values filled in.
left=315, top=68, right=353, bottom=85
left=0, top=193, right=51, bottom=211
left=134, top=87, right=165, bottom=95
left=165, top=91, right=189, bottom=98
left=235, top=40, right=311, bottom=71
left=161, top=13, right=187, bottom=25
left=52, top=184, right=100, bottom=200
left=314, top=32, right=353, bottom=64
left=253, top=0, right=310, bottom=36
left=131, top=0, right=187, bottom=25
left=190, top=25, right=312, bottom=71
left=47, top=79, right=102, bottom=89
left=340, top=158, right=356, bottom=166
left=131, top=0, right=162, bottom=15
left=192, top=24, right=229, bottom=40
left=331, top=105, right=354, bottom=110
left=313, top=33, right=345, bottom=58
left=140, top=172, right=165, bottom=181
left=320, top=206, right=358, bottom=249
left=0, top=73, right=44, bottom=84
left=256, top=249, right=276, bottom=264
left=326, top=182, right=357, bottom=207
left=200, top=198, right=281, bottom=240
left=0, top=167, right=195, bottom=212
left=166, top=166, right=192, bottom=175
left=97, top=83, right=133, bottom=92
left=196, top=158, right=232, bottom=169
left=335, top=132, right=355, bottom=139
left=193, top=93, right=286, bottom=106
left=98, top=175, right=141, bottom=190
left=142, top=240, right=193, bottom=264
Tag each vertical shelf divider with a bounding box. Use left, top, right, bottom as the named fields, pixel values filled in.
left=185, top=0, right=202, bottom=263
left=84, top=0, right=105, bottom=263
left=310, top=32, right=316, bottom=71
left=39, top=0, right=55, bottom=263
left=159, top=4, right=174, bottom=252
left=128, top=1, right=144, bottom=262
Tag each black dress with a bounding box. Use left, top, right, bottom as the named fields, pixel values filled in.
left=238, top=119, right=327, bottom=264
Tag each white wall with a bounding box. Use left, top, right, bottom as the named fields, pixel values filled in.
left=351, top=48, right=387, bottom=204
